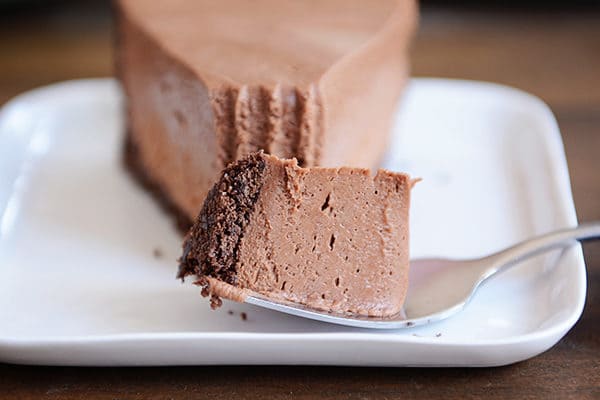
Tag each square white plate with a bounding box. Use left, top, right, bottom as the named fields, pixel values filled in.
left=0, top=78, right=586, bottom=367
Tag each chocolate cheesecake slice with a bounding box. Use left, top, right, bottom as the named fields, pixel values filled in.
left=116, top=0, right=417, bottom=227
left=178, top=153, right=416, bottom=317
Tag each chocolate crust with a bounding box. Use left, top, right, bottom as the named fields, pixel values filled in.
left=123, top=134, right=194, bottom=232
left=177, top=152, right=267, bottom=286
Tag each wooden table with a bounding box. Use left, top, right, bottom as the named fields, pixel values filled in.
left=1, top=5, right=599, bottom=399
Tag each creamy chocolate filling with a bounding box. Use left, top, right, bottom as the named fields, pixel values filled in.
left=179, top=152, right=414, bottom=317
left=116, top=0, right=417, bottom=225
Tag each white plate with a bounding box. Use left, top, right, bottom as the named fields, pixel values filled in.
left=0, top=78, right=586, bottom=367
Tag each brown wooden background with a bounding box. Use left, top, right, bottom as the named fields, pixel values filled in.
left=1, top=3, right=598, bottom=399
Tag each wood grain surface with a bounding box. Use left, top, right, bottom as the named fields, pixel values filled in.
left=0, top=4, right=598, bottom=399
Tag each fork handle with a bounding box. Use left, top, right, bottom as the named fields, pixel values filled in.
left=480, top=221, right=600, bottom=280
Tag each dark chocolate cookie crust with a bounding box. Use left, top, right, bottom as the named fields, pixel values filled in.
left=177, top=152, right=267, bottom=285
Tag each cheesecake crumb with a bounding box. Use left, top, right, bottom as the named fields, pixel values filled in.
left=209, top=295, right=222, bottom=309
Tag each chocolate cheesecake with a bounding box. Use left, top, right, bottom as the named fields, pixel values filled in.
left=178, top=153, right=416, bottom=317
left=116, top=0, right=418, bottom=227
